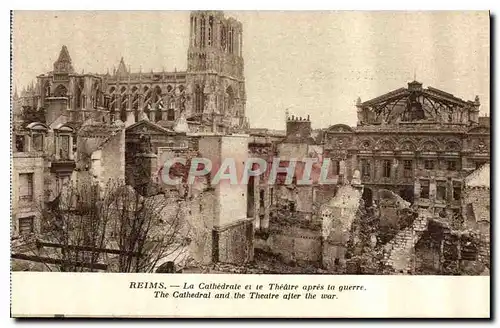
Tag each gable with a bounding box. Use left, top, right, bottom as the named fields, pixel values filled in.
left=467, top=126, right=490, bottom=134
left=126, top=120, right=176, bottom=136
left=327, top=124, right=354, bottom=133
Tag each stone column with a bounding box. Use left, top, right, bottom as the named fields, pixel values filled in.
left=446, top=178, right=453, bottom=203
left=414, top=177, right=421, bottom=202
left=68, top=135, right=74, bottom=160
left=261, top=186, right=270, bottom=231
left=429, top=177, right=437, bottom=202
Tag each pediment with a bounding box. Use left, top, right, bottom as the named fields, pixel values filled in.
left=126, top=120, right=176, bottom=136
left=327, top=124, right=354, bottom=133
left=467, top=126, right=490, bottom=134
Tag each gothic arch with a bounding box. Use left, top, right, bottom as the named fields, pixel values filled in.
left=92, top=81, right=101, bottom=108
left=108, top=86, right=116, bottom=94
left=444, top=139, right=462, bottom=152
left=44, top=81, right=52, bottom=97
left=376, top=138, right=396, bottom=151
left=194, top=84, right=204, bottom=113
left=357, top=137, right=375, bottom=150
left=327, top=124, right=354, bottom=133
left=418, top=138, right=441, bottom=152
left=153, top=85, right=163, bottom=104
left=224, top=86, right=235, bottom=113
left=398, top=138, right=417, bottom=151
left=166, top=85, right=173, bottom=93
left=53, top=84, right=68, bottom=97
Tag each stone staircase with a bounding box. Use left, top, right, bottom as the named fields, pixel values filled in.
left=382, top=209, right=431, bottom=273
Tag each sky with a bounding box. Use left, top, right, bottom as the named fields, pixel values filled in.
left=12, top=11, right=490, bottom=130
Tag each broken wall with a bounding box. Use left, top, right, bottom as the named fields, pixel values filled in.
left=321, top=184, right=362, bottom=271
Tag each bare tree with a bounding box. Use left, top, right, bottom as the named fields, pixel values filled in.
left=106, top=181, right=188, bottom=273
left=18, top=180, right=188, bottom=273
left=33, top=181, right=112, bottom=272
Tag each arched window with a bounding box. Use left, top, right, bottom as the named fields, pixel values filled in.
left=120, top=87, right=128, bottom=119
left=93, top=82, right=101, bottom=108
left=221, top=25, right=227, bottom=51
left=44, top=82, right=51, bottom=97
left=208, top=16, right=214, bottom=46
left=120, top=95, right=128, bottom=122
left=194, top=85, right=204, bottom=114
left=110, top=95, right=117, bottom=111
left=200, top=16, right=206, bottom=48
left=224, top=86, right=234, bottom=113
left=154, top=86, right=162, bottom=103
left=193, top=17, right=198, bottom=47
left=53, top=84, right=68, bottom=97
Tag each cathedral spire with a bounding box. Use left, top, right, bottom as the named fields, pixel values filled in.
left=13, top=85, right=18, bottom=100
left=53, top=45, right=74, bottom=73
left=116, top=57, right=128, bottom=76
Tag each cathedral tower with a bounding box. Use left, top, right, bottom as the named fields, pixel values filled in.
left=37, top=46, right=105, bottom=125
left=186, top=11, right=247, bottom=132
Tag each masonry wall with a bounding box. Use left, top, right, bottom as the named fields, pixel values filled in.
left=321, top=185, right=362, bottom=271
left=46, top=98, right=68, bottom=125
left=198, top=134, right=254, bottom=265
left=184, top=190, right=217, bottom=265
left=213, top=219, right=254, bottom=264
left=12, top=154, right=46, bottom=236
left=277, top=143, right=308, bottom=160
left=462, top=187, right=490, bottom=265
left=256, top=225, right=322, bottom=264
left=100, top=130, right=126, bottom=185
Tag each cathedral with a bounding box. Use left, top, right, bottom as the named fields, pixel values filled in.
left=11, top=10, right=490, bottom=275
left=16, top=11, right=249, bottom=134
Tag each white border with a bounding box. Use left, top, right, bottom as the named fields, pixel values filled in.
left=2, top=1, right=498, bottom=326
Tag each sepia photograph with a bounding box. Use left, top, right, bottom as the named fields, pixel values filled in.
left=9, top=9, right=491, bottom=318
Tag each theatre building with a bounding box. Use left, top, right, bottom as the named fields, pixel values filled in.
left=323, top=80, right=490, bottom=224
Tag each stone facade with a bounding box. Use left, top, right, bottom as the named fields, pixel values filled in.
left=324, top=81, right=490, bottom=224
left=15, top=11, right=249, bottom=137
left=11, top=153, right=45, bottom=237
left=462, top=164, right=490, bottom=266
left=321, top=184, right=363, bottom=271
left=198, top=134, right=254, bottom=265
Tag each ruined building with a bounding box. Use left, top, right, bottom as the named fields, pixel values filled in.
left=324, top=80, right=490, bottom=223
left=11, top=9, right=490, bottom=274
left=11, top=11, right=254, bottom=270
left=322, top=81, right=490, bottom=274
left=249, top=81, right=490, bottom=274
